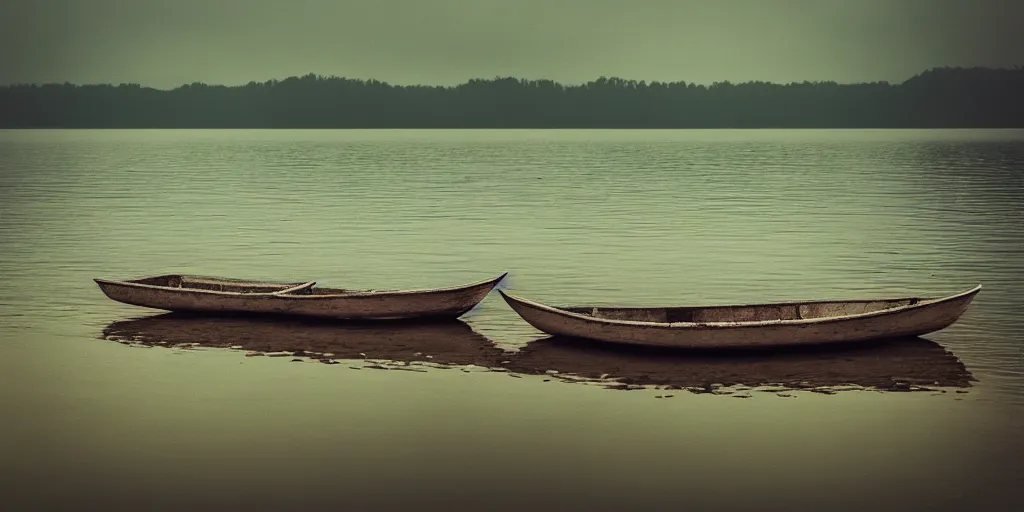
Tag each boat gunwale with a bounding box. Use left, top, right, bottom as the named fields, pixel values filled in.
left=499, top=285, right=982, bottom=330
left=94, top=272, right=509, bottom=299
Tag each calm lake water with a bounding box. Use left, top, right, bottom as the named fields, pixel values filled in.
left=1, top=129, right=1022, bottom=510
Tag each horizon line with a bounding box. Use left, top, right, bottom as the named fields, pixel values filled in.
left=3, top=64, right=1022, bottom=91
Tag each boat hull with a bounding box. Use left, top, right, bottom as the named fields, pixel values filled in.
left=499, top=286, right=980, bottom=349
left=96, top=273, right=507, bottom=321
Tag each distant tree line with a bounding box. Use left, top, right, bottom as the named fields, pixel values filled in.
left=0, top=66, right=1021, bottom=128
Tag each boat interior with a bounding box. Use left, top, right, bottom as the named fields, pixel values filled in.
left=129, top=275, right=318, bottom=294
left=302, top=287, right=376, bottom=295
left=563, top=297, right=925, bottom=324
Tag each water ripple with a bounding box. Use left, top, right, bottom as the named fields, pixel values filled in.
left=1, top=128, right=1022, bottom=404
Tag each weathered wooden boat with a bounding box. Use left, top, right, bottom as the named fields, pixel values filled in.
left=95, top=273, right=507, bottom=321
left=498, top=285, right=981, bottom=349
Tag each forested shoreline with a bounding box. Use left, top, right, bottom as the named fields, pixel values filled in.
left=1, top=66, right=1021, bottom=128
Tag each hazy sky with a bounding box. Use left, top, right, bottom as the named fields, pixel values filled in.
left=1, top=0, right=1020, bottom=88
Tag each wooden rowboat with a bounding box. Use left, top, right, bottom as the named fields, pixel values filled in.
left=498, top=285, right=981, bottom=349
left=95, top=273, right=507, bottom=321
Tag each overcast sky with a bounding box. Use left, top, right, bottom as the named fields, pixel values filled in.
left=0, top=0, right=1020, bottom=88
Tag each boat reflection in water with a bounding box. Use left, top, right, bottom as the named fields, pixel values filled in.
left=102, top=313, right=508, bottom=371
left=504, top=335, right=975, bottom=394
left=101, top=315, right=974, bottom=394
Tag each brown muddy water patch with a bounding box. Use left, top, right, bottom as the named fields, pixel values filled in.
left=101, top=313, right=975, bottom=396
